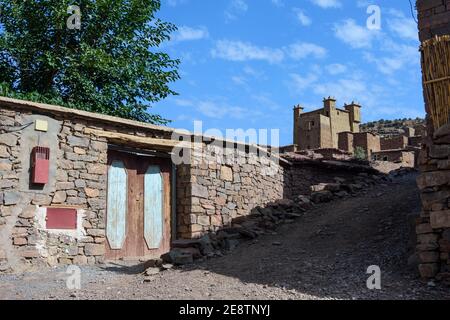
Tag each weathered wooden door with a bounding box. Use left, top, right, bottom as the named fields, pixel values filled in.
left=105, top=150, right=171, bottom=261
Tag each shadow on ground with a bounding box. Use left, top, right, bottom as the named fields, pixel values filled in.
left=169, top=173, right=448, bottom=299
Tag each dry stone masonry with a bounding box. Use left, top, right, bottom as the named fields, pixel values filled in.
left=176, top=142, right=288, bottom=239
left=0, top=98, right=290, bottom=272
left=0, top=98, right=174, bottom=271
left=0, top=96, right=423, bottom=273
left=416, top=124, right=450, bottom=281
left=415, top=0, right=450, bottom=282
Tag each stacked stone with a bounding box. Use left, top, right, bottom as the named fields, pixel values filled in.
left=415, top=0, right=450, bottom=282
left=417, top=0, right=450, bottom=42
left=44, top=120, right=109, bottom=265
left=0, top=109, right=41, bottom=271
left=416, top=124, right=450, bottom=282
left=177, top=143, right=285, bottom=239
left=0, top=110, right=112, bottom=268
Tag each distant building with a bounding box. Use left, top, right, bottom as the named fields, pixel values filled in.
left=339, top=131, right=381, bottom=160
left=293, top=97, right=361, bottom=150
left=372, top=149, right=415, bottom=167
left=380, top=135, right=409, bottom=150
left=288, top=97, right=423, bottom=167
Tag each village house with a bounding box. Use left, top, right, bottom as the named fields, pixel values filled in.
left=289, top=97, right=423, bottom=167
left=293, top=97, right=361, bottom=150
left=0, top=97, right=291, bottom=270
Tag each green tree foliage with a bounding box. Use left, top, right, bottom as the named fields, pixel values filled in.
left=0, top=0, right=179, bottom=124
left=353, top=146, right=366, bottom=161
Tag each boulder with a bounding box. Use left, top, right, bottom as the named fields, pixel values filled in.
left=310, top=183, right=327, bottom=192
left=161, top=250, right=194, bottom=265
left=324, top=183, right=341, bottom=193
left=276, top=199, right=295, bottom=208
left=335, top=191, right=349, bottom=198
left=296, top=195, right=312, bottom=209
left=198, top=235, right=215, bottom=255
left=311, top=190, right=333, bottom=203
left=334, top=177, right=346, bottom=184
left=144, top=267, right=161, bottom=276
left=224, top=239, right=240, bottom=251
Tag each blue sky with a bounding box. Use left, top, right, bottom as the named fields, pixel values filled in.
left=154, top=0, right=422, bottom=146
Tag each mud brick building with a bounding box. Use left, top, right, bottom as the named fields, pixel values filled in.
left=380, top=135, right=409, bottom=151
left=0, top=97, right=289, bottom=271
left=372, top=150, right=415, bottom=167
left=290, top=94, right=423, bottom=167
left=415, top=0, right=450, bottom=281
left=293, top=97, right=361, bottom=150
left=338, top=132, right=381, bottom=160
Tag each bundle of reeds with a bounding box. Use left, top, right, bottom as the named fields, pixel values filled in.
left=421, top=35, right=450, bottom=129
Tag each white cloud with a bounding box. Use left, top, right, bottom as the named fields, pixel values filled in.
left=166, top=0, right=188, bottom=7
left=251, top=94, right=282, bottom=111
left=356, top=0, right=371, bottom=8
left=310, top=0, right=342, bottom=9
left=211, top=40, right=284, bottom=63
left=334, top=19, right=379, bottom=48
left=212, top=40, right=327, bottom=63
left=197, top=100, right=262, bottom=120
left=287, top=66, right=421, bottom=120
left=286, top=42, right=327, bottom=60
left=173, top=98, right=194, bottom=107
left=173, top=97, right=264, bottom=120
left=271, top=0, right=284, bottom=7
left=225, top=0, right=248, bottom=21
left=364, top=41, right=419, bottom=75
left=243, top=66, right=265, bottom=79
left=326, top=63, right=347, bottom=75
left=231, top=75, right=248, bottom=86
left=289, top=73, right=319, bottom=91
left=387, top=11, right=418, bottom=41
left=332, top=9, right=419, bottom=76
left=294, top=9, right=312, bottom=26
left=172, top=26, right=209, bottom=42
left=313, top=78, right=368, bottom=104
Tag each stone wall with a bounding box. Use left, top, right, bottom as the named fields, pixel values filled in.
left=372, top=150, right=415, bottom=168
left=416, top=126, right=450, bottom=280
left=176, top=142, right=287, bottom=239
left=415, top=0, right=450, bottom=281
left=417, top=0, right=450, bottom=42
left=0, top=98, right=294, bottom=271
left=0, top=99, right=173, bottom=271
left=338, top=132, right=354, bottom=154
left=380, top=135, right=409, bottom=151
left=409, top=136, right=424, bottom=148
left=285, top=159, right=376, bottom=197
left=0, top=108, right=108, bottom=270
left=353, top=132, right=381, bottom=159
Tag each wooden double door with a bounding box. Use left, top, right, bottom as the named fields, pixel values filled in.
left=105, top=150, right=171, bottom=261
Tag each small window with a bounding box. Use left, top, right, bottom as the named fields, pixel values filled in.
left=311, top=121, right=315, bottom=126
left=383, top=156, right=388, bottom=161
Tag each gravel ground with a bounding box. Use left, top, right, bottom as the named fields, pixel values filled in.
left=1, top=173, right=449, bottom=300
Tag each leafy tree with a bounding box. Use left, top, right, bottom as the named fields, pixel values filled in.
left=0, top=0, right=179, bottom=124
left=353, top=146, right=366, bottom=161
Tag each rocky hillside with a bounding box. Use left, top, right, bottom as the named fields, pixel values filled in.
left=361, top=118, right=425, bottom=137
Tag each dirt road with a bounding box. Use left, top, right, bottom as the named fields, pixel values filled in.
left=1, top=173, right=449, bottom=300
